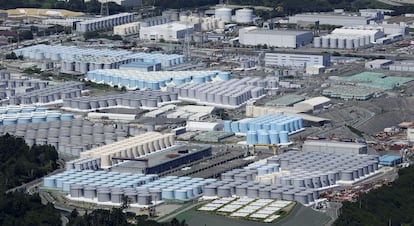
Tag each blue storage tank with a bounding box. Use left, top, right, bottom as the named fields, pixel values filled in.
left=230, top=121, right=240, bottom=133
left=162, top=188, right=174, bottom=199
left=46, top=114, right=61, bottom=122
left=223, top=120, right=231, bottom=132
left=35, top=107, right=48, bottom=112
left=146, top=81, right=160, bottom=90
left=17, top=117, right=31, bottom=124
left=279, top=131, right=289, bottom=143
left=43, top=177, right=56, bottom=187
left=193, top=76, right=205, bottom=84
left=173, top=78, right=185, bottom=85
left=174, top=189, right=187, bottom=200
left=257, top=167, right=267, bottom=176
left=258, top=131, right=270, bottom=144
left=3, top=118, right=17, bottom=125
left=21, top=107, right=36, bottom=113
left=246, top=130, right=257, bottom=145
left=239, top=121, right=249, bottom=133
left=276, top=123, right=285, bottom=132
left=269, top=130, right=280, bottom=144
left=32, top=116, right=46, bottom=123
left=218, top=72, right=231, bottom=81
left=60, top=114, right=74, bottom=121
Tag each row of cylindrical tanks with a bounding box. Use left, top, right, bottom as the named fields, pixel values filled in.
left=14, top=44, right=185, bottom=68
left=63, top=90, right=178, bottom=111
left=0, top=111, right=74, bottom=125
left=314, top=35, right=371, bottom=49
left=86, top=70, right=226, bottom=90
left=66, top=157, right=101, bottom=171
left=61, top=57, right=135, bottom=73
left=43, top=170, right=217, bottom=204
left=202, top=150, right=381, bottom=205
left=76, top=13, right=135, bottom=33
left=225, top=114, right=304, bottom=134
left=0, top=119, right=129, bottom=156
left=9, top=82, right=84, bottom=105
left=168, top=78, right=265, bottom=107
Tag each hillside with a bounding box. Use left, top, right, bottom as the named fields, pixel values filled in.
left=334, top=166, right=414, bottom=226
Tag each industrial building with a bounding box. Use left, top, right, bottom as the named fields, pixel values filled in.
left=380, top=22, right=409, bottom=36
left=75, top=13, right=135, bottom=33
left=167, top=77, right=265, bottom=108
left=62, top=90, right=178, bottom=111
left=302, top=141, right=368, bottom=154
left=265, top=95, right=306, bottom=107
left=113, top=22, right=140, bottom=36
left=330, top=72, right=414, bottom=90
left=87, top=70, right=222, bottom=90
left=42, top=18, right=84, bottom=27
left=379, top=155, right=402, bottom=166
left=202, top=151, right=380, bottom=205
left=80, top=132, right=175, bottom=169
left=265, top=52, right=330, bottom=67
left=314, top=26, right=385, bottom=49
left=186, top=121, right=224, bottom=131
left=293, top=97, right=331, bottom=112
left=288, top=12, right=377, bottom=26
left=224, top=114, right=304, bottom=144
left=365, top=59, right=393, bottom=69
left=389, top=60, right=414, bottom=72
left=43, top=170, right=217, bottom=204
left=239, top=28, right=313, bottom=48
left=139, top=22, right=194, bottom=42
left=116, top=144, right=212, bottom=174
left=322, top=85, right=384, bottom=100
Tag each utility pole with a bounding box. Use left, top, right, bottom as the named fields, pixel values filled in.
left=100, top=0, right=109, bottom=16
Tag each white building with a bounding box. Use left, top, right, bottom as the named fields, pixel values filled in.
left=293, top=96, right=331, bottom=112
left=42, top=18, right=84, bottom=27
left=239, top=27, right=313, bottom=48
left=365, top=59, right=393, bottom=70
left=114, top=22, right=140, bottom=36
left=139, top=22, right=194, bottom=41
left=75, top=13, right=135, bottom=33
left=407, top=127, right=414, bottom=142
left=380, top=22, right=409, bottom=36
left=265, top=52, right=330, bottom=67
left=289, top=13, right=374, bottom=26
left=84, top=0, right=142, bottom=6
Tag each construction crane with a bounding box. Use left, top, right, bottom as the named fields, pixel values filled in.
left=252, top=144, right=279, bottom=156
left=100, top=0, right=109, bottom=16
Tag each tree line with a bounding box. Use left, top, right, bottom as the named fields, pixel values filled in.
left=334, top=165, right=414, bottom=226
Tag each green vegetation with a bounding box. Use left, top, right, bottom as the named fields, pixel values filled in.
left=0, top=134, right=59, bottom=190
left=0, top=192, right=62, bottom=226
left=346, top=125, right=364, bottom=137
left=334, top=165, right=414, bottom=226
left=23, top=67, right=42, bottom=75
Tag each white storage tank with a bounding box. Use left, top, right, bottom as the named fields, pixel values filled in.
left=321, top=37, right=330, bottom=48
left=353, top=38, right=360, bottom=48
left=313, top=37, right=321, bottom=48
left=330, top=37, right=338, bottom=49
left=235, top=9, right=253, bottom=24
left=346, top=38, right=353, bottom=49
left=215, top=8, right=232, bottom=23
left=338, top=38, right=345, bottom=49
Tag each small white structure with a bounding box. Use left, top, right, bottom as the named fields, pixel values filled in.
left=84, top=0, right=142, bottom=6
left=293, top=97, right=331, bottom=112
left=306, top=65, right=325, bottom=75
left=407, top=127, right=414, bottom=142
left=186, top=121, right=223, bottom=131
left=265, top=53, right=330, bottom=67
left=365, top=59, right=392, bottom=70
left=114, top=22, right=140, bottom=36
left=139, top=22, right=194, bottom=41
left=303, top=140, right=368, bottom=154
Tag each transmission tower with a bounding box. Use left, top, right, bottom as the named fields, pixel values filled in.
left=100, top=0, right=109, bottom=16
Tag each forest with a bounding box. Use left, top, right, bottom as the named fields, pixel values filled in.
left=0, top=134, right=59, bottom=191
left=334, top=165, right=414, bottom=226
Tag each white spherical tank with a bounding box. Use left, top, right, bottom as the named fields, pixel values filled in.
left=215, top=8, right=232, bottom=23
left=235, top=8, right=253, bottom=24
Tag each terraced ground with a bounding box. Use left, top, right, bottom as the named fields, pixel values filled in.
left=175, top=203, right=330, bottom=226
